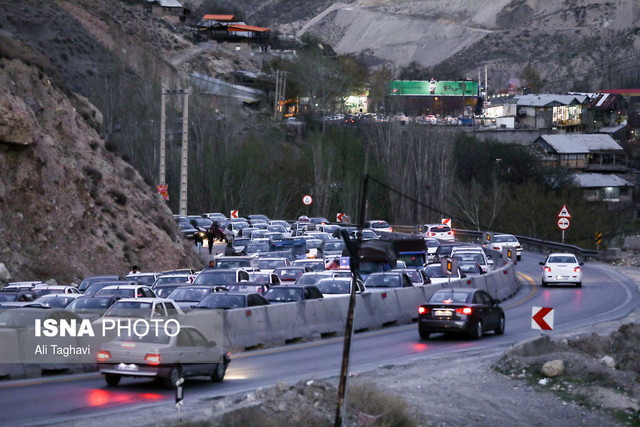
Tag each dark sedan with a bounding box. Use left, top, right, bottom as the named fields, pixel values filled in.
left=417, top=288, right=505, bottom=340
left=196, top=292, right=269, bottom=309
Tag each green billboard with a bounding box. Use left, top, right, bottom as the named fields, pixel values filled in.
left=389, top=80, right=478, bottom=96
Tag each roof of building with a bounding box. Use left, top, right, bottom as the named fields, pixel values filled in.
left=573, top=173, right=632, bottom=188
left=155, top=0, right=182, bottom=7
left=516, top=94, right=588, bottom=107
left=588, top=93, right=620, bottom=110
left=597, top=121, right=627, bottom=134
left=202, top=14, right=235, bottom=21
left=538, top=134, right=623, bottom=154
left=227, top=24, right=270, bottom=32
left=601, top=89, right=640, bottom=96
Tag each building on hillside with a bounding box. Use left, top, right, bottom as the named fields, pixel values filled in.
left=387, top=79, right=479, bottom=118
left=534, top=134, right=627, bottom=172
left=507, top=94, right=589, bottom=131
left=197, top=14, right=271, bottom=50
left=144, top=0, right=187, bottom=22
left=573, top=173, right=633, bottom=203
left=534, top=134, right=635, bottom=203
left=586, top=92, right=624, bottom=130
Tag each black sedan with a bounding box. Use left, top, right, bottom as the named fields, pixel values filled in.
left=417, top=288, right=505, bottom=340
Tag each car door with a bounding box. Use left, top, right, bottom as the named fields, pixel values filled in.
left=478, top=291, right=499, bottom=329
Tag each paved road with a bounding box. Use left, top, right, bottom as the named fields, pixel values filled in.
left=1, top=252, right=637, bottom=425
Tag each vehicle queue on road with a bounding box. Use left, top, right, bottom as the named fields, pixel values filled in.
left=0, top=212, right=555, bottom=388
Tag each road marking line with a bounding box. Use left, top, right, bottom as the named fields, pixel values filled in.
left=502, top=272, right=537, bottom=310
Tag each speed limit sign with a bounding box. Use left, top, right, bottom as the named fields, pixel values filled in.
left=303, top=195, right=313, bottom=205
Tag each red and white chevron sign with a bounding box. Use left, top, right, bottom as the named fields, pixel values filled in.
left=230, top=209, right=238, bottom=219
left=531, top=306, right=554, bottom=330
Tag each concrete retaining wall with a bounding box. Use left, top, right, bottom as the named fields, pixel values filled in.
left=223, top=261, right=521, bottom=352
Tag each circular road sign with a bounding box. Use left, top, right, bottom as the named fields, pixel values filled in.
left=557, top=217, right=570, bottom=230
left=302, top=195, right=313, bottom=205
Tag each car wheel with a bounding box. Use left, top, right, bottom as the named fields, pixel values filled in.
left=576, top=281, right=582, bottom=288
left=210, top=362, right=227, bottom=382
left=495, top=315, right=505, bottom=335
left=418, top=328, right=430, bottom=340
left=105, top=373, right=121, bottom=386
left=471, top=320, right=483, bottom=340
left=517, top=255, right=521, bottom=261
left=163, top=364, right=181, bottom=389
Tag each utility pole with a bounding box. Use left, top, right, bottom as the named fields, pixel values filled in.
left=159, top=88, right=189, bottom=216
left=272, top=70, right=287, bottom=120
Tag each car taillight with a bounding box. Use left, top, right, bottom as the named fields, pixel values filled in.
left=418, top=306, right=429, bottom=315
left=455, top=307, right=472, bottom=315
left=449, top=230, right=454, bottom=236
left=574, top=266, right=581, bottom=273
left=544, top=266, right=552, bottom=272
left=97, top=350, right=110, bottom=362
left=145, top=354, right=161, bottom=365
left=428, top=232, right=435, bottom=237
left=389, top=227, right=393, bottom=232
left=492, top=246, right=500, bottom=250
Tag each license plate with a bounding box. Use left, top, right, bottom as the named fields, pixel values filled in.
left=555, top=276, right=569, bottom=280
left=117, top=363, right=139, bottom=371
left=434, top=309, right=453, bottom=317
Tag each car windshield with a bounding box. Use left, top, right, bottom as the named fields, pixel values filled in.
left=360, top=262, right=383, bottom=275
left=154, top=276, right=189, bottom=286
left=104, top=301, right=152, bottom=318
left=198, top=294, right=246, bottom=309
left=267, top=225, right=287, bottom=233
left=114, top=329, right=171, bottom=344
left=259, top=259, right=286, bottom=269
left=425, top=265, right=448, bottom=278
left=430, top=290, right=471, bottom=303
left=460, top=263, right=481, bottom=274
left=370, top=221, right=389, bottom=229
left=305, top=239, right=323, bottom=249
left=548, top=255, right=577, bottom=263
left=494, top=235, right=518, bottom=243
left=227, top=284, right=264, bottom=294
left=97, top=288, right=136, bottom=297
left=364, top=275, right=401, bottom=288
left=193, top=271, right=236, bottom=285
left=215, top=260, right=250, bottom=269
left=0, top=293, right=19, bottom=302
left=66, top=297, right=113, bottom=312
left=402, top=271, right=422, bottom=283
left=296, top=274, right=324, bottom=285
left=323, top=242, right=345, bottom=251
left=33, top=295, right=75, bottom=308
left=246, top=242, right=270, bottom=252
left=276, top=269, right=305, bottom=280
left=452, top=253, right=484, bottom=264
left=154, top=285, right=181, bottom=298
left=293, top=261, right=325, bottom=272
left=129, top=275, right=156, bottom=286
left=431, top=226, right=450, bottom=233
left=168, top=287, right=209, bottom=302
left=316, top=279, right=350, bottom=294
left=265, top=287, right=303, bottom=302
left=232, top=238, right=250, bottom=247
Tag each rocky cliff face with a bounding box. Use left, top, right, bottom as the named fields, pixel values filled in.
left=0, top=56, right=195, bottom=284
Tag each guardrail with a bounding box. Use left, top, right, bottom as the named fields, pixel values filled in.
left=392, top=225, right=600, bottom=260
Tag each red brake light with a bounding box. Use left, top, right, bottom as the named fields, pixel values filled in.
left=418, top=306, right=429, bottom=315
left=443, top=298, right=453, bottom=304
left=389, top=227, right=393, bottom=232
left=449, top=230, right=454, bottom=235
left=145, top=354, right=161, bottom=365
left=455, top=307, right=473, bottom=315
left=97, top=350, right=110, bottom=362
left=544, top=266, right=551, bottom=272
left=428, top=232, right=435, bottom=237
left=574, top=266, right=581, bottom=273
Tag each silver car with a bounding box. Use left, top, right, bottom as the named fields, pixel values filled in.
left=97, top=325, right=229, bottom=388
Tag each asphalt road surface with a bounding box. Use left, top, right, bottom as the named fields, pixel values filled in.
left=1, top=252, right=638, bottom=425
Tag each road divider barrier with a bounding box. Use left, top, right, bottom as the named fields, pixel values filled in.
left=223, top=261, right=521, bottom=352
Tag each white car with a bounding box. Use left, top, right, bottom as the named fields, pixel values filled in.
left=423, top=263, right=465, bottom=284
left=488, top=234, right=522, bottom=260
left=418, top=224, right=455, bottom=242
left=450, top=247, right=493, bottom=273
left=540, top=253, right=583, bottom=287
left=364, top=220, right=393, bottom=233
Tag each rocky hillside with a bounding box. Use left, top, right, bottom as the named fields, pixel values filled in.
left=0, top=46, right=194, bottom=284
left=237, top=0, right=640, bottom=91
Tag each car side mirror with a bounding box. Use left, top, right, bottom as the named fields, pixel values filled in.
left=579, top=262, right=584, bottom=266
left=460, top=273, right=467, bottom=278
left=488, top=260, right=494, bottom=265
left=539, top=261, right=544, bottom=265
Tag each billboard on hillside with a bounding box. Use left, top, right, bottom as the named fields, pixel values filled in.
left=389, top=79, right=478, bottom=96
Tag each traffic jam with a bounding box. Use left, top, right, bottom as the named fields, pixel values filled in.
left=1, top=210, right=585, bottom=391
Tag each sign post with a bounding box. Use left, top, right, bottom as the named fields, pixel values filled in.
left=557, top=205, right=571, bottom=243
left=175, top=377, right=184, bottom=420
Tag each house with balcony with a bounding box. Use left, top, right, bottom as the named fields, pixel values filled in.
left=533, top=133, right=634, bottom=203
left=506, top=94, right=589, bottom=131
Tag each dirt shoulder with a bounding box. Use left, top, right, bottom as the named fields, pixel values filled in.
left=66, top=265, right=640, bottom=427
